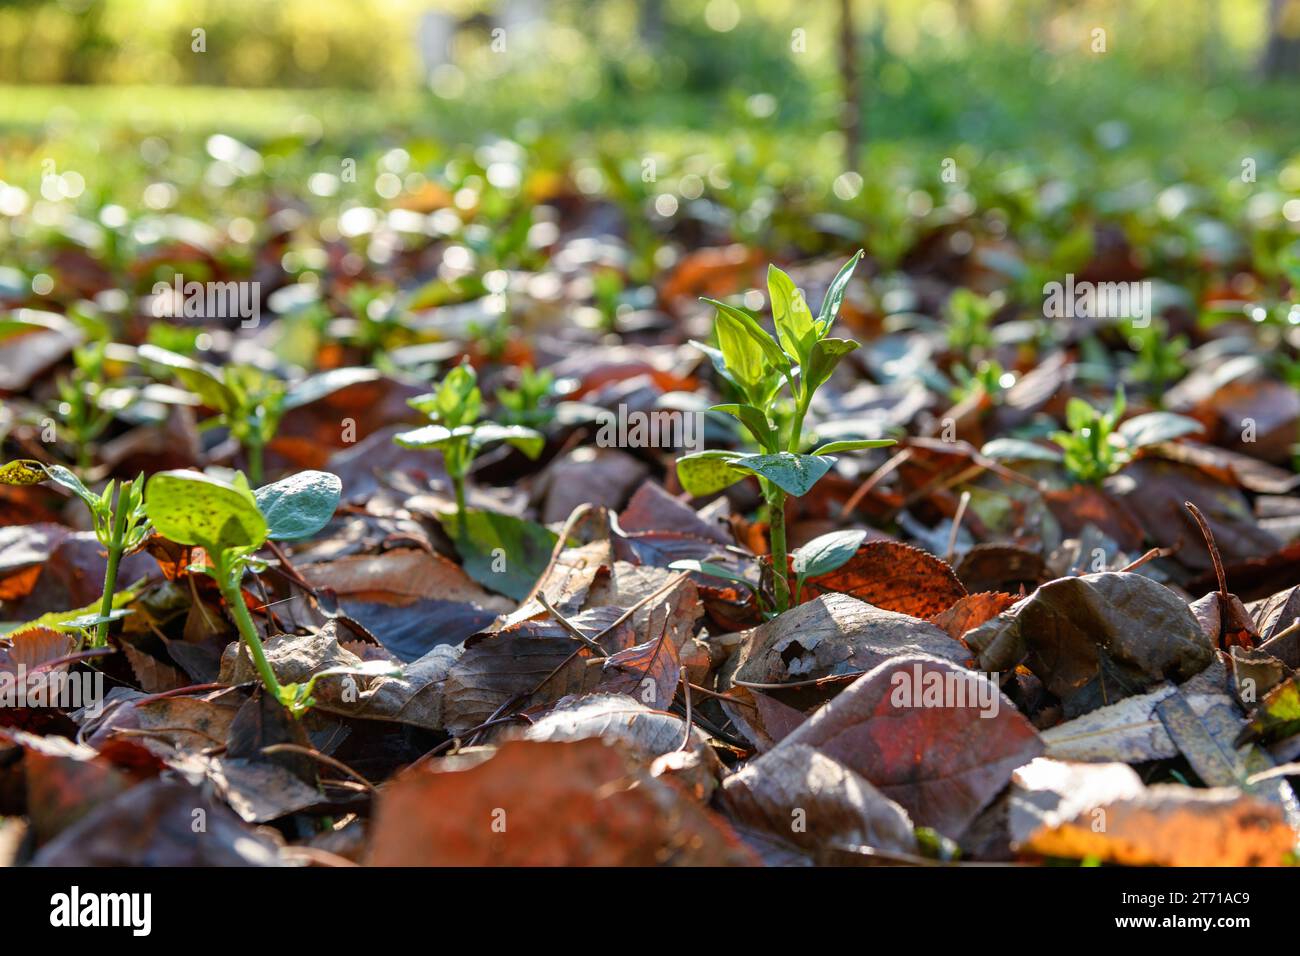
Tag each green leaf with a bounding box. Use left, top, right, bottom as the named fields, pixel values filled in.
left=803, top=337, right=859, bottom=395
left=392, top=424, right=475, bottom=450
left=676, top=450, right=747, bottom=498
left=714, top=307, right=766, bottom=395
left=457, top=509, right=558, bottom=601
left=470, top=423, right=546, bottom=459
left=733, top=452, right=835, bottom=497
left=1117, top=412, right=1203, bottom=450
left=144, top=470, right=268, bottom=554
left=431, top=362, right=482, bottom=427
left=810, top=438, right=896, bottom=456
left=980, top=438, right=1064, bottom=462
left=3, top=581, right=143, bottom=637
left=792, top=529, right=868, bottom=578
left=703, top=298, right=790, bottom=375
left=668, top=559, right=755, bottom=589
left=254, top=470, right=342, bottom=541
left=1065, top=398, right=1097, bottom=432
left=0, top=459, right=50, bottom=485
left=817, top=250, right=864, bottom=332
left=710, top=403, right=777, bottom=451
left=54, top=609, right=131, bottom=632
left=44, top=464, right=101, bottom=511
left=137, top=344, right=235, bottom=413
left=768, top=264, right=817, bottom=362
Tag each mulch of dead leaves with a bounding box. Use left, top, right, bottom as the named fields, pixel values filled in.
left=3, top=238, right=1300, bottom=868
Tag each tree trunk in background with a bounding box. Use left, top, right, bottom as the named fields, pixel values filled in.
left=839, top=0, right=862, bottom=172
left=639, top=0, right=665, bottom=51
left=1262, top=0, right=1300, bottom=77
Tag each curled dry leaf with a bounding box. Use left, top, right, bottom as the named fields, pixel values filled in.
left=442, top=606, right=631, bottom=734
left=367, top=738, right=757, bottom=866
left=966, top=571, right=1214, bottom=717
left=720, top=684, right=807, bottom=752
left=1007, top=757, right=1146, bottom=851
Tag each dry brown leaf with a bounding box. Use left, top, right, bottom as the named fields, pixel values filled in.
left=367, top=738, right=757, bottom=866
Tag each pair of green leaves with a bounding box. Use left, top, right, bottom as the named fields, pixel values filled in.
left=395, top=361, right=545, bottom=476
left=144, top=468, right=342, bottom=557
left=676, top=443, right=893, bottom=499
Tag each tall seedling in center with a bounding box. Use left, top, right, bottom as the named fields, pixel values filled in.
left=676, top=252, right=894, bottom=612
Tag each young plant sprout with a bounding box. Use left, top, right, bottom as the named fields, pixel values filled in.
left=54, top=342, right=116, bottom=473
left=0, top=460, right=149, bottom=647
left=674, top=252, right=896, bottom=613
left=143, top=467, right=386, bottom=717
left=496, top=364, right=557, bottom=428
left=138, top=346, right=379, bottom=486
left=945, top=287, right=997, bottom=355
left=138, top=345, right=287, bottom=486
left=981, top=387, right=1203, bottom=485
left=393, top=361, right=545, bottom=541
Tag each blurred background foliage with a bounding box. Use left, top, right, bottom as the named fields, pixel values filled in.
left=0, top=0, right=1295, bottom=146
left=0, top=0, right=1298, bottom=292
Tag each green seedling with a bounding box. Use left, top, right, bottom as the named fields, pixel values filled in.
left=1052, top=389, right=1127, bottom=484
left=980, top=387, right=1203, bottom=485
left=1124, top=318, right=1187, bottom=394
left=675, top=252, right=895, bottom=612
left=53, top=342, right=116, bottom=473
left=138, top=345, right=286, bottom=486
left=945, top=287, right=997, bottom=355
left=142, top=467, right=383, bottom=716
left=138, top=346, right=379, bottom=486
left=0, top=460, right=149, bottom=647
left=393, top=360, right=544, bottom=541
left=496, top=364, right=557, bottom=428
left=949, top=359, right=1012, bottom=404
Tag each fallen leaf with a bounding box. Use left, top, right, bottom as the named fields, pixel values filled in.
left=768, top=654, right=1044, bottom=836
left=966, top=572, right=1214, bottom=717
left=722, top=742, right=918, bottom=860
left=367, top=738, right=757, bottom=866
left=800, top=541, right=968, bottom=619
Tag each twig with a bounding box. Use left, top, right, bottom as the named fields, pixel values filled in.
left=1116, top=546, right=1173, bottom=573
left=678, top=671, right=693, bottom=752
left=840, top=448, right=911, bottom=517
left=260, top=743, right=376, bottom=792
left=538, top=594, right=609, bottom=658
left=523, top=502, right=595, bottom=607
left=733, top=674, right=863, bottom=690
left=686, top=681, right=757, bottom=709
